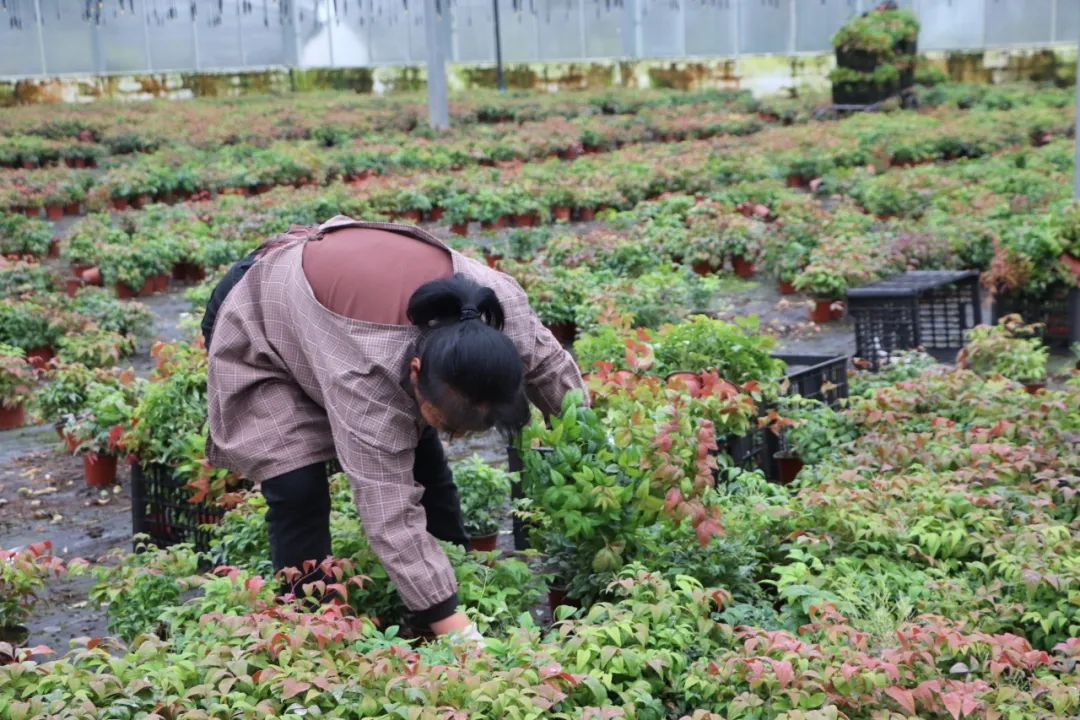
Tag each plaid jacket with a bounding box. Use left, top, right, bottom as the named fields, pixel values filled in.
left=206, top=216, right=584, bottom=612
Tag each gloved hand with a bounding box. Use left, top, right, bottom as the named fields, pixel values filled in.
left=446, top=622, right=485, bottom=648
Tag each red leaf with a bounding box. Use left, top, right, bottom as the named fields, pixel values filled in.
left=663, top=487, right=683, bottom=513
left=695, top=519, right=722, bottom=547
left=885, top=686, right=916, bottom=715
left=940, top=691, right=964, bottom=720
left=769, top=659, right=794, bottom=688
left=281, top=678, right=311, bottom=700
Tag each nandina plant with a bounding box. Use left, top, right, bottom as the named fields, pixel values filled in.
left=0, top=541, right=68, bottom=630
left=0, top=344, right=32, bottom=411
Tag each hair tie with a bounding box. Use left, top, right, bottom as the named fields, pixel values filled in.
left=459, top=307, right=482, bottom=322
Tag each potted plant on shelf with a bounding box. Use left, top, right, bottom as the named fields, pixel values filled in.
left=452, top=455, right=514, bottom=552
left=958, top=315, right=1049, bottom=394
left=794, top=267, right=848, bottom=323
left=0, top=345, right=32, bottom=431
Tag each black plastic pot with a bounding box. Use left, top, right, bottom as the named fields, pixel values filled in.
left=835, top=48, right=880, bottom=73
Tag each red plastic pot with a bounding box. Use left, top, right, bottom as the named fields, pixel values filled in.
left=785, top=174, right=804, bottom=188
left=20, top=159, right=35, bottom=170
left=112, top=197, right=130, bottom=211
left=691, top=261, right=714, bottom=277
left=65, top=278, right=84, bottom=298
left=71, top=262, right=91, bottom=278
left=1023, top=381, right=1046, bottom=395
left=480, top=217, right=507, bottom=231
left=27, top=346, right=55, bottom=371
left=24, top=207, right=40, bottom=219
left=83, top=452, right=118, bottom=487
left=133, top=194, right=151, bottom=209
left=548, top=586, right=579, bottom=616
left=483, top=253, right=503, bottom=270
left=399, top=210, right=421, bottom=224
left=732, top=256, right=755, bottom=278
left=774, top=453, right=804, bottom=485
left=81, top=266, right=102, bottom=286
left=778, top=280, right=797, bottom=295
left=513, top=212, right=538, bottom=228
left=73, top=157, right=87, bottom=169
left=0, top=403, right=25, bottom=431
left=64, top=432, right=79, bottom=455
left=451, top=222, right=469, bottom=236
left=63, top=202, right=80, bottom=216
left=45, top=205, right=63, bottom=221
left=469, top=534, right=498, bottom=552
left=578, top=207, right=596, bottom=222
left=428, top=207, right=444, bottom=222
left=809, top=299, right=837, bottom=324
left=553, top=206, right=571, bottom=222
left=545, top=322, right=578, bottom=345
left=115, top=281, right=141, bottom=300
left=48, top=237, right=61, bottom=259
left=153, top=273, right=168, bottom=293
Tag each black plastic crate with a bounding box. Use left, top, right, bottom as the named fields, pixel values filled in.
left=847, top=271, right=982, bottom=370
left=773, top=354, right=849, bottom=409
left=131, top=463, right=249, bottom=552
left=991, top=287, right=1080, bottom=349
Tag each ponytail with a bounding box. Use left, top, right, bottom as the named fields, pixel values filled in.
left=408, top=275, right=528, bottom=435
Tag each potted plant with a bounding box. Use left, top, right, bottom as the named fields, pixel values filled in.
left=33, top=362, right=122, bottom=450
left=0, top=298, right=66, bottom=368
left=958, top=315, right=1049, bottom=393
left=719, top=215, right=764, bottom=278
left=442, top=193, right=473, bottom=236
left=453, top=455, right=514, bottom=552
left=794, top=267, right=847, bottom=323
left=524, top=268, right=589, bottom=345
left=57, top=326, right=135, bottom=369
left=0, top=344, right=32, bottom=431
left=773, top=396, right=858, bottom=484
left=0, top=541, right=66, bottom=647
left=0, top=215, right=53, bottom=258
left=64, top=383, right=140, bottom=487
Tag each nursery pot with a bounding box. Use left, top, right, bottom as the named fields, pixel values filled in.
left=1023, top=381, right=1047, bottom=395
left=45, top=205, right=63, bottom=221
left=427, top=207, right=444, bottom=223
left=81, top=266, right=102, bottom=286
left=483, top=253, right=503, bottom=270
left=399, top=210, right=422, bottom=224
left=545, top=322, right=578, bottom=345
left=64, top=432, right=79, bottom=455
left=83, top=452, right=118, bottom=487
left=63, top=202, right=80, bottom=216
left=0, top=624, right=28, bottom=646
left=153, top=273, right=168, bottom=293
left=553, top=206, right=572, bottom=222
left=774, top=452, right=804, bottom=485
left=469, top=534, right=498, bottom=552
left=112, top=197, right=130, bottom=211
left=71, top=262, right=92, bottom=278
left=64, top=277, right=85, bottom=297
left=48, top=237, right=61, bottom=258
left=134, top=194, right=151, bottom=209
left=786, top=174, right=805, bottom=189
left=24, top=207, right=40, bottom=219
left=451, top=222, right=469, bottom=236
left=0, top=403, right=25, bottom=431
left=732, top=255, right=755, bottom=278
left=115, top=281, right=143, bottom=300
left=691, top=261, right=714, bottom=277
left=513, top=212, right=538, bottom=228
left=778, top=279, right=797, bottom=295
left=548, top=586, right=579, bottom=616
left=809, top=299, right=838, bottom=324
left=27, top=346, right=55, bottom=371
left=578, top=207, right=596, bottom=222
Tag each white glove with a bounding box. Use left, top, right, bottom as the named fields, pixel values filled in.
left=447, top=622, right=485, bottom=647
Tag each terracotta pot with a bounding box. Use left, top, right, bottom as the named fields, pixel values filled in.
left=396, top=210, right=420, bottom=224
left=26, top=346, right=55, bottom=371
left=63, top=202, right=80, bottom=216
left=81, top=266, right=102, bottom=286
left=0, top=403, right=25, bottom=431
left=665, top=371, right=703, bottom=396
left=451, top=222, right=469, bottom=236
left=732, top=255, right=755, bottom=278
left=785, top=174, right=804, bottom=188
left=1023, top=381, right=1046, bottom=395
left=545, top=321, right=578, bottom=345
left=71, top=262, right=92, bottom=278
left=774, top=452, right=804, bottom=485
left=830, top=303, right=845, bottom=321
left=691, top=261, right=714, bottom=276
left=112, top=197, right=130, bottom=211
left=83, top=452, right=118, bottom=487
left=65, top=278, right=84, bottom=298
left=469, top=534, right=498, bottom=552
left=134, top=194, right=151, bottom=209
left=45, top=205, right=63, bottom=221
left=64, top=431, right=79, bottom=454
left=20, top=159, right=36, bottom=170
left=513, top=212, right=538, bottom=228
left=153, top=273, right=168, bottom=293
left=428, top=207, right=444, bottom=222
left=809, top=299, right=837, bottom=324
left=24, top=207, right=40, bottom=219
left=73, top=157, right=87, bottom=169
left=48, top=237, right=61, bottom=258
left=483, top=253, right=503, bottom=270
left=553, top=206, right=571, bottom=222
left=480, top=217, right=507, bottom=231
left=578, top=207, right=596, bottom=222
left=256, top=183, right=272, bottom=194
left=778, top=280, right=797, bottom=295
left=115, top=282, right=140, bottom=300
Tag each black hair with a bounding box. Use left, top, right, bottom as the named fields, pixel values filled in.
left=407, top=274, right=529, bottom=436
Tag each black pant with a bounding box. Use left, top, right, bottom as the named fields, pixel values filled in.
left=203, top=256, right=468, bottom=580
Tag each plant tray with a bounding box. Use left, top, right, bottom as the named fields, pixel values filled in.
left=131, top=463, right=250, bottom=553
left=991, top=286, right=1080, bottom=349
left=847, top=271, right=982, bottom=371
left=773, top=353, right=849, bottom=409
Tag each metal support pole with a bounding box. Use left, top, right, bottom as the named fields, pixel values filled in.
left=1074, top=39, right=1080, bottom=199
left=237, top=0, right=247, bottom=66
left=493, top=0, right=505, bottom=92
left=424, top=0, right=450, bottom=129
left=326, top=0, right=336, bottom=67
left=142, top=0, right=153, bottom=73
left=32, top=0, right=47, bottom=76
